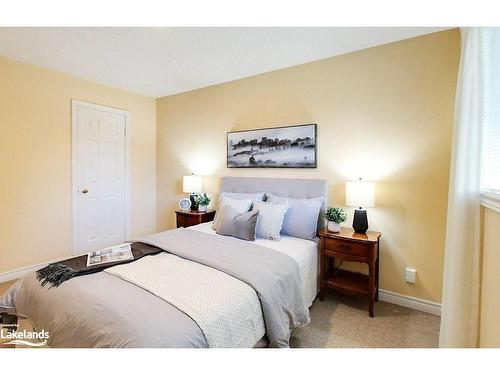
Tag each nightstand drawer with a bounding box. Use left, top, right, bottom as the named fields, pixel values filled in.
left=177, top=214, right=197, bottom=228
left=324, top=238, right=369, bottom=258
left=176, top=210, right=216, bottom=228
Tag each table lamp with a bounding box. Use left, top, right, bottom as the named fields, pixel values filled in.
left=345, top=178, right=375, bottom=234
left=183, top=174, right=202, bottom=210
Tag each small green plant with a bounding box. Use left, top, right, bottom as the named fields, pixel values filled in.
left=324, top=207, right=347, bottom=223
left=194, top=193, right=211, bottom=206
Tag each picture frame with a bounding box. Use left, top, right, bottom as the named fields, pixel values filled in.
left=227, top=123, right=317, bottom=168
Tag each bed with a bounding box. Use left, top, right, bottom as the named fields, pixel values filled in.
left=0, top=177, right=327, bottom=348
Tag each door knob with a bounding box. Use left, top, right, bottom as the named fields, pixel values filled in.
left=82, top=189, right=89, bottom=194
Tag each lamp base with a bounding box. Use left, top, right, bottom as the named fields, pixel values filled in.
left=189, top=193, right=199, bottom=210
left=353, top=209, right=369, bottom=234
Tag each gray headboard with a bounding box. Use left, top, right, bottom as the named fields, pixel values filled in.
left=220, top=176, right=328, bottom=230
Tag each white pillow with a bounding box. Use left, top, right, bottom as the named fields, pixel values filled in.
left=212, top=197, right=253, bottom=231
left=252, top=201, right=288, bottom=240
left=219, top=191, right=265, bottom=202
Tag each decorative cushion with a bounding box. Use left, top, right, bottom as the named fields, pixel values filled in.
left=216, top=205, right=259, bottom=241
left=219, top=191, right=265, bottom=202
left=265, top=193, right=324, bottom=240
left=252, top=201, right=288, bottom=240
left=212, top=197, right=253, bottom=231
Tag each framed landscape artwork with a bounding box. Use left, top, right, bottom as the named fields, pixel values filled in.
left=227, top=123, right=317, bottom=168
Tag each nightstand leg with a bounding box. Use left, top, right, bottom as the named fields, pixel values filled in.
left=369, top=256, right=376, bottom=317
left=319, top=237, right=325, bottom=301
left=319, top=269, right=325, bottom=301
left=375, top=241, right=380, bottom=302
left=369, top=300, right=374, bottom=318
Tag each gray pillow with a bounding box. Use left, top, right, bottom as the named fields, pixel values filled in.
left=212, top=197, right=253, bottom=231
left=265, top=193, right=324, bottom=240
left=216, top=205, right=259, bottom=241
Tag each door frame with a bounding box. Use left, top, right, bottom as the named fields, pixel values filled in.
left=71, top=99, right=131, bottom=254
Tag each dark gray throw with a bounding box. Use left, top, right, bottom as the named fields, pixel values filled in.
left=36, top=243, right=163, bottom=288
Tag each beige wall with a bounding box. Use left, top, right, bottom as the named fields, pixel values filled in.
left=0, top=56, right=157, bottom=273
left=479, top=207, right=500, bottom=347
left=156, top=29, right=460, bottom=302
left=0, top=30, right=459, bottom=302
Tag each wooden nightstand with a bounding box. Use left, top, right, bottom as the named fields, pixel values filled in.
left=176, top=209, right=216, bottom=228
left=318, top=227, right=382, bottom=317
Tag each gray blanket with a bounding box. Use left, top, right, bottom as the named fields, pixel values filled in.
left=0, top=228, right=309, bottom=348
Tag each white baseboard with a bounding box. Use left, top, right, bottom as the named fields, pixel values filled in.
left=0, top=253, right=84, bottom=285
left=379, top=289, right=441, bottom=316
left=0, top=262, right=48, bottom=284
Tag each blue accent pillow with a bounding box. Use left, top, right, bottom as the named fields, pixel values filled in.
left=265, top=193, right=324, bottom=240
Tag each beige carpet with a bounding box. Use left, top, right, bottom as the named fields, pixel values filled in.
left=291, top=292, right=440, bottom=348
left=1, top=281, right=439, bottom=348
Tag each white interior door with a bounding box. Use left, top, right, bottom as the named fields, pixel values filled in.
left=72, top=100, right=128, bottom=255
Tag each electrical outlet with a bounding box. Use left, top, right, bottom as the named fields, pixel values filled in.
left=405, top=268, right=417, bottom=283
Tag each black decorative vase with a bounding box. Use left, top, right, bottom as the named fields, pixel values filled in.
left=189, top=193, right=199, bottom=210
left=353, top=209, right=368, bottom=234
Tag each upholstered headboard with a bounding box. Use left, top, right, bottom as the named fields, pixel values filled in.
left=220, top=176, right=328, bottom=231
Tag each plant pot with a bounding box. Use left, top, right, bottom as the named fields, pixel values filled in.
left=198, top=205, right=208, bottom=212
left=327, top=221, right=341, bottom=233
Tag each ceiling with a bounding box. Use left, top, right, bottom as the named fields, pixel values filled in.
left=0, top=27, right=448, bottom=98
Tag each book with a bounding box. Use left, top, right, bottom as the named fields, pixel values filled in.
left=86, top=243, right=133, bottom=267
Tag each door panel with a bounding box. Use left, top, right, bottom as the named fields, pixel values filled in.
left=73, top=103, right=127, bottom=254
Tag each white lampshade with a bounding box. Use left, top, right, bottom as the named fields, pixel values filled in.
left=183, top=175, right=202, bottom=193
left=345, top=180, right=375, bottom=208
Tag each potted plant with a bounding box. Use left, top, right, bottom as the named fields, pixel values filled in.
left=324, top=207, right=347, bottom=233
left=194, top=193, right=211, bottom=212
